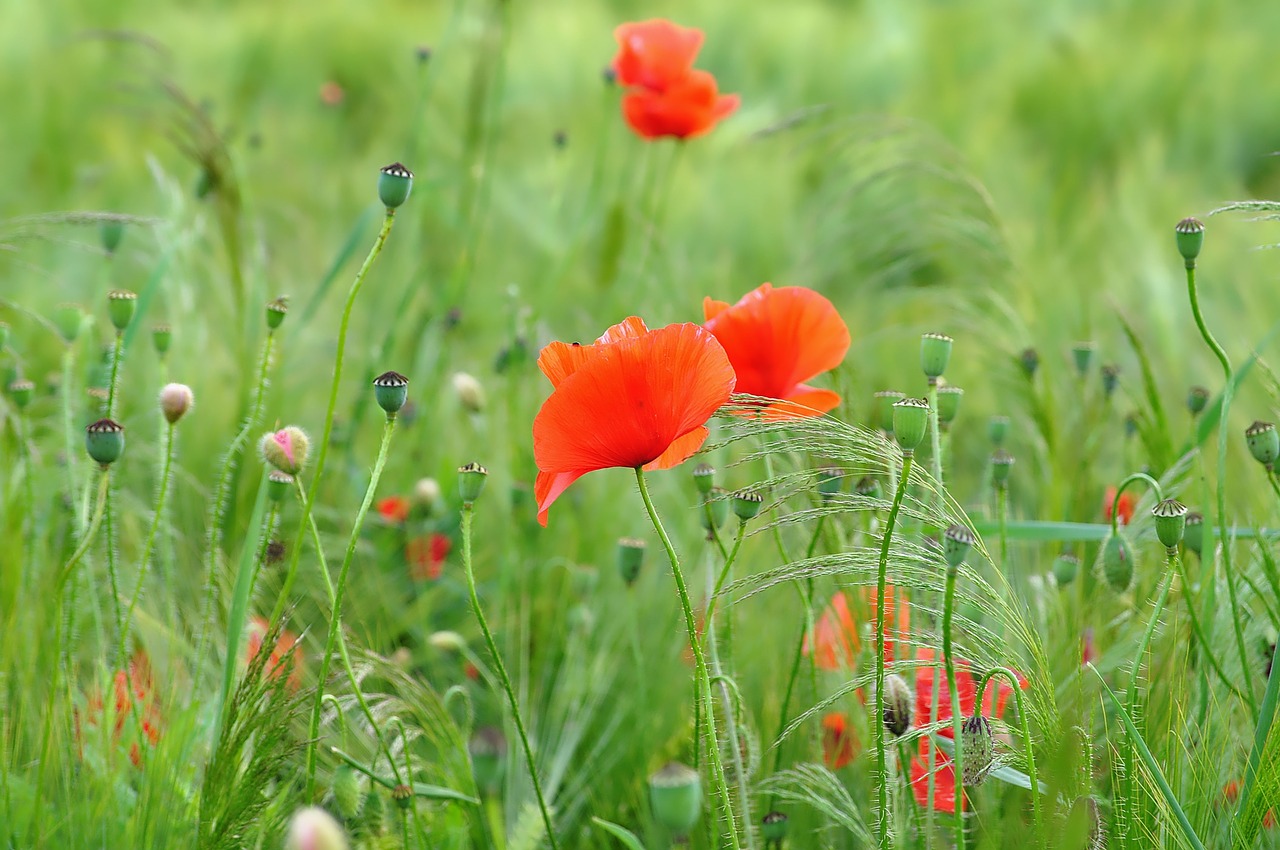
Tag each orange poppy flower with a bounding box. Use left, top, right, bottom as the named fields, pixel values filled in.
left=246, top=616, right=304, bottom=692
left=407, top=533, right=451, bottom=581
left=803, top=586, right=910, bottom=670
left=622, top=69, right=739, bottom=140
left=1102, top=486, right=1135, bottom=526
left=821, top=712, right=859, bottom=769
left=613, top=19, right=704, bottom=93
left=533, top=318, right=735, bottom=526
left=703, top=284, right=851, bottom=420
left=1222, top=780, right=1277, bottom=827
left=79, top=651, right=162, bottom=768
left=377, top=495, right=411, bottom=524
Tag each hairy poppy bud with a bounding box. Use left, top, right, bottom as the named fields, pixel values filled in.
left=1101, top=364, right=1120, bottom=399
left=762, top=810, right=789, bottom=844
left=152, top=324, right=172, bottom=356
left=1053, top=552, right=1080, bottom=587
left=943, top=524, right=976, bottom=570
left=1184, top=511, right=1204, bottom=556
left=331, top=765, right=364, bottom=822
left=702, top=487, right=730, bottom=530
left=1175, top=217, right=1205, bottom=266
left=267, top=470, right=293, bottom=503
left=987, top=415, right=1010, bottom=446
left=53, top=305, right=83, bottom=343
left=378, top=162, right=414, bottom=210
left=892, top=397, right=930, bottom=453
left=373, top=371, right=409, bottom=417
left=1019, top=347, right=1040, bottom=378
left=692, top=462, right=716, bottom=496
left=458, top=462, right=488, bottom=505
left=86, top=418, right=125, bottom=466
left=732, top=489, right=764, bottom=521
left=883, top=673, right=913, bottom=737
left=107, top=289, right=137, bottom=332
left=1187, top=385, right=1209, bottom=416
left=960, top=715, right=994, bottom=786
left=266, top=297, right=288, bottom=330
left=1152, top=499, right=1188, bottom=550
left=286, top=806, right=350, bottom=850
left=469, top=726, right=507, bottom=795
left=920, top=332, right=953, bottom=382
left=1246, top=421, right=1279, bottom=470
left=1071, top=342, right=1096, bottom=378
left=874, top=390, right=905, bottom=432
left=1103, top=532, right=1135, bottom=592
left=617, top=537, right=646, bottom=585
left=855, top=476, right=881, bottom=499
left=100, top=218, right=125, bottom=255
left=7, top=379, right=34, bottom=411
left=937, top=385, right=963, bottom=429
left=991, top=449, right=1014, bottom=489
left=159, top=382, right=193, bottom=424
left=817, top=466, right=844, bottom=500
left=452, top=371, right=485, bottom=413
left=261, top=427, right=310, bottom=475
left=414, top=477, right=442, bottom=511
left=649, top=761, right=702, bottom=837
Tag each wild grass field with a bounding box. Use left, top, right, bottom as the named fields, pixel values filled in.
left=5, top=0, right=1280, bottom=847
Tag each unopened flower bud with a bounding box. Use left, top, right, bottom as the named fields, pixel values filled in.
left=702, top=487, right=730, bottom=530
left=1187, top=385, right=1209, bottom=416
left=1103, top=532, right=1136, bottom=592
left=428, top=630, right=467, bottom=652
left=855, top=476, right=881, bottom=499
left=159, top=382, right=193, bottom=424
left=960, top=715, right=994, bottom=786
left=937, top=385, right=963, bottom=428
left=732, top=489, right=764, bottom=522
left=692, top=462, right=716, bottom=496
left=874, top=391, right=905, bottom=432
left=1019, top=347, right=1040, bottom=378
left=266, top=297, right=288, bottom=330
left=1101, top=364, right=1120, bottom=399
left=286, top=806, right=350, bottom=850
left=452, top=371, right=485, bottom=413
left=458, top=462, right=488, bottom=504
left=331, top=765, right=364, bottom=822
left=1245, top=421, right=1279, bottom=470
left=1053, top=552, right=1080, bottom=587
left=1152, top=499, right=1188, bottom=550
left=1071, top=342, right=1096, bottom=378
left=991, top=449, right=1014, bottom=489
left=920, top=332, right=953, bottom=382
left=892, top=397, right=930, bottom=453
left=649, top=762, right=702, bottom=837
left=988, top=415, right=1010, bottom=446
left=86, top=418, right=125, bottom=466
left=373, top=370, right=409, bottom=417
left=1184, top=511, right=1204, bottom=556
left=267, top=470, right=293, bottom=503
left=152, top=324, right=172, bottom=356
left=107, top=289, right=137, bottom=332
left=1175, top=217, right=1205, bottom=266
left=414, top=477, right=442, bottom=511
left=261, top=426, right=310, bottom=475
left=943, top=524, right=976, bottom=570
left=100, top=218, right=125, bottom=255
left=617, top=537, right=646, bottom=585
left=378, top=162, right=414, bottom=210
left=8, top=379, right=34, bottom=411
left=883, top=673, right=913, bottom=737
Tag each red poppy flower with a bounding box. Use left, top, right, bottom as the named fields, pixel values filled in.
left=622, top=69, right=739, bottom=140
left=803, top=585, right=910, bottom=670
left=464, top=661, right=480, bottom=681
left=821, top=712, right=859, bottom=769
left=79, top=651, right=162, bottom=768
left=246, top=616, right=304, bottom=692
left=703, top=283, right=851, bottom=420
left=1080, top=628, right=1096, bottom=666
left=613, top=19, right=704, bottom=93
left=1222, top=780, right=1277, bottom=827
left=377, top=495, right=411, bottom=524
left=407, top=533, right=451, bottom=581
left=1102, top=486, right=1135, bottom=526
left=533, top=318, right=735, bottom=526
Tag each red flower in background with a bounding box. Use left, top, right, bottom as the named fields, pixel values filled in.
left=803, top=585, right=910, bottom=670
left=1223, top=779, right=1278, bottom=827
left=613, top=20, right=703, bottom=93
left=533, top=318, right=735, bottom=526
left=1102, top=486, right=1135, bottom=526
left=1081, top=628, right=1097, bottom=666
left=407, top=533, right=452, bottom=581
left=704, top=284, right=851, bottom=420
left=245, top=616, right=304, bottom=692
left=377, top=495, right=411, bottom=524
left=821, top=712, right=859, bottom=769
left=79, top=651, right=162, bottom=768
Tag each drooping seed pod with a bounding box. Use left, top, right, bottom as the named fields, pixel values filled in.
left=331, top=764, right=364, bottom=822
left=960, top=714, right=994, bottom=786
left=1103, top=532, right=1136, bottom=592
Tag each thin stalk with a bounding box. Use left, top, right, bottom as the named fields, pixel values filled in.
left=875, top=451, right=914, bottom=849
left=976, top=668, right=1043, bottom=848
left=119, top=420, right=176, bottom=667
left=60, top=346, right=85, bottom=533
left=104, top=471, right=124, bottom=655
left=1269, top=470, right=1280, bottom=506
left=460, top=503, right=561, bottom=850
left=1237, top=621, right=1280, bottom=837
left=635, top=468, right=741, bottom=850
left=1126, top=552, right=1179, bottom=711
left=997, top=485, right=1009, bottom=566
left=928, top=381, right=943, bottom=490
left=1174, top=554, right=1247, bottom=704
left=305, top=418, right=397, bottom=798
left=941, top=566, right=965, bottom=850
left=58, top=471, right=110, bottom=590
left=106, top=330, right=123, bottom=419
left=706, top=521, right=747, bottom=625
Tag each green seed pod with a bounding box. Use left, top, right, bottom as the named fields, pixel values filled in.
left=107, top=289, right=137, bottom=332
left=732, top=489, right=764, bottom=521
left=391, top=784, right=413, bottom=811
left=702, top=487, right=730, bottom=531
left=86, top=418, right=125, bottom=466
left=892, top=397, right=930, bottom=453
left=1053, top=552, right=1080, bottom=587
left=360, top=788, right=386, bottom=837
left=1245, top=421, right=1279, bottom=469
left=649, top=761, right=703, bottom=837
left=874, top=390, right=905, bottom=432
left=7, top=379, right=34, bottom=411
left=152, top=324, right=172, bottom=356
left=1100, top=364, right=1120, bottom=399
left=960, top=715, right=994, bottom=786
left=617, top=537, right=646, bottom=586
left=372, top=370, right=409, bottom=417
left=1184, top=511, right=1204, bottom=556
left=1175, top=217, right=1205, bottom=266
left=1071, top=342, right=1096, bottom=378
left=692, top=462, right=716, bottom=496
left=266, top=297, right=288, bottom=331
left=943, top=524, right=976, bottom=570
left=378, top=162, right=414, bottom=210
left=987, top=415, right=1010, bottom=446
left=267, top=470, right=293, bottom=503
left=469, top=726, right=507, bottom=795
left=936, top=385, right=963, bottom=429
left=761, top=811, right=789, bottom=843
left=331, top=764, right=363, bottom=822
left=817, top=466, right=844, bottom=501
left=52, top=304, right=83, bottom=343
left=100, top=218, right=125, bottom=255
left=883, top=673, right=913, bottom=738
left=458, top=462, right=488, bottom=504
left=854, top=476, right=881, bottom=500
left=1187, top=385, right=1209, bottom=416
left=1019, top=347, right=1040, bottom=378
left=1152, top=499, right=1188, bottom=550
left=261, top=427, right=310, bottom=475
left=1103, top=532, right=1136, bottom=592
left=990, top=449, right=1015, bottom=489
left=920, top=332, right=953, bottom=382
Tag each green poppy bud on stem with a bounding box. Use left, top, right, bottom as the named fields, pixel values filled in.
left=883, top=673, right=913, bottom=737
left=1175, top=217, right=1205, bottom=268
left=1245, top=420, right=1279, bottom=470
left=617, top=537, right=646, bottom=585
left=373, top=370, right=409, bottom=417
left=86, top=418, right=125, bottom=467
left=649, top=761, right=702, bottom=837
left=391, top=784, right=413, bottom=811
left=1101, top=364, right=1120, bottom=399
left=987, top=415, right=1010, bottom=446
left=990, top=449, right=1014, bottom=489
left=732, top=489, right=764, bottom=521
left=691, top=462, right=715, bottom=496
left=378, top=162, right=414, bottom=210
left=1103, top=532, right=1135, bottom=592
left=920, top=332, right=953, bottom=383
left=107, top=289, right=137, bottom=332
left=874, top=390, right=905, bottom=432
left=1152, top=499, right=1188, bottom=551
left=7, top=379, right=34, bottom=411
left=761, top=811, right=789, bottom=844
left=458, top=462, right=488, bottom=505
left=892, top=397, right=930, bottom=453
left=267, top=470, right=293, bottom=503
left=1071, top=342, right=1096, bottom=378
left=266, top=297, right=288, bottom=330
left=702, top=487, right=730, bottom=530
left=100, top=218, right=125, bottom=255
left=1187, top=385, right=1209, bottom=416
left=1184, top=511, right=1204, bottom=556
left=960, top=714, right=994, bottom=786
left=53, top=304, right=83, bottom=343
left=331, top=765, right=364, bottom=822
left=1053, top=552, right=1080, bottom=586
left=937, top=385, right=963, bottom=429
left=817, top=466, right=844, bottom=500
left=152, top=324, right=172, bottom=356
left=261, top=426, right=310, bottom=475
left=855, top=476, right=881, bottom=499
left=1019, top=347, right=1040, bottom=378
left=943, top=524, right=976, bottom=570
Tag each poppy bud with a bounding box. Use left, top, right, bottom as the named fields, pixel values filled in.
left=1152, top=499, right=1188, bottom=550
left=617, top=537, right=646, bottom=585
left=152, top=324, right=172, bottom=356
left=86, top=418, right=125, bottom=466
left=261, top=427, right=310, bottom=475
left=702, top=487, right=730, bottom=530
left=159, top=383, right=193, bottom=424
left=1187, top=385, right=1209, bottom=416
left=331, top=764, right=364, bottom=821
left=266, top=540, right=286, bottom=564
left=1103, top=532, right=1135, bottom=592
left=286, top=806, right=350, bottom=850
left=452, top=371, right=485, bottom=413
left=53, top=305, right=83, bottom=343
left=266, top=297, right=288, bottom=330
left=937, top=385, right=963, bottom=429
left=988, top=415, right=1010, bottom=446
left=469, top=726, right=507, bottom=795
left=1019, top=347, right=1040, bottom=378
left=1184, top=511, right=1204, bottom=556
left=761, top=810, right=789, bottom=844
left=1071, top=342, right=1096, bottom=378
left=1245, top=421, right=1279, bottom=469
left=943, top=524, right=976, bottom=570
left=373, top=370, right=409, bottom=417
left=732, top=489, right=764, bottom=521
left=960, top=715, right=994, bottom=786
left=100, top=218, right=125, bottom=255
left=458, top=462, right=488, bottom=505
left=920, top=332, right=953, bottom=382
left=428, top=630, right=467, bottom=652
left=391, top=784, right=413, bottom=811
left=817, top=466, right=844, bottom=500
left=107, top=289, right=137, bottom=332
left=361, top=789, right=386, bottom=837
left=414, top=477, right=442, bottom=512
left=378, top=162, right=414, bottom=210
left=267, top=470, right=293, bottom=503
left=691, top=462, right=716, bottom=496
left=8, top=379, right=34, bottom=411
left=1124, top=412, right=1140, bottom=440
left=874, top=390, right=905, bottom=432
left=1175, top=217, right=1205, bottom=267
left=649, top=761, right=702, bottom=837
left=892, top=397, right=930, bottom=453
left=990, top=449, right=1014, bottom=489
left=1101, top=364, right=1120, bottom=399
left=883, top=673, right=913, bottom=737
left=1053, top=552, right=1080, bottom=587
left=855, top=476, right=881, bottom=499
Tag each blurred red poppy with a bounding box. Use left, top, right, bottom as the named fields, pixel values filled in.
left=1223, top=780, right=1277, bottom=827
left=821, top=712, right=858, bottom=769
left=1081, top=628, right=1097, bottom=666
left=79, top=651, right=162, bottom=768
left=1102, top=486, right=1135, bottom=526
left=246, top=616, right=304, bottom=692
left=377, top=495, right=411, bottom=524
left=622, top=70, right=739, bottom=140
left=704, top=284, right=851, bottom=419
left=533, top=318, right=735, bottom=526
left=407, top=533, right=451, bottom=581
left=803, top=585, right=910, bottom=670
left=613, top=19, right=703, bottom=93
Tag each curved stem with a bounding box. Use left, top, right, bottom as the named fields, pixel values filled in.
left=875, top=451, right=914, bottom=849
left=975, top=668, right=1042, bottom=847
left=58, top=471, right=110, bottom=591
left=635, top=468, right=741, bottom=850
left=119, top=421, right=176, bottom=666
left=942, top=566, right=965, bottom=850
left=1109, top=472, right=1163, bottom=534
left=461, top=503, right=561, bottom=850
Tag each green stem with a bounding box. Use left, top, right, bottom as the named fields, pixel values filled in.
left=461, top=503, right=561, bottom=850
left=104, top=472, right=124, bottom=656
left=1174, top=554, right=1248, bottom=704
left=58, top=471, right=110, bottom=591
left=941, top=566, right=965, bottom=850
left=928, top=381, right=943, bottom=491
left=305, top=418, right=397, bottom=798
left=635, top=468, right=741, bottom=850
left=706, top=521, right=747, bottom=626
left=706, top=567, right=755, bottom=849
left=106, top=330, right=123, bottom=420
left=976, top=668, right=1042, bottom=848
left=119, top=421, right=176, bottom=666
left=875, top=451, right=914, bottom=849
left=997, top=485, right=1009, bottom=566
left=1126, top=551, right=1179, bottom=708
left=1237, top=614, right=1280, bottom=837
left=60, top=346, right=85, bottom=534
left=1109, top=472, right=1163, bottom=534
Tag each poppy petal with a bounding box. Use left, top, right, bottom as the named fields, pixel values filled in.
left=761, top=386, right=841, bottom=421
left=537, top=317, right=650, bottom=387
left=613, top=19, right=704, bottom=92
left=535, top=470, right=585, bottom=527
left=643, top=425, right=709, bottom=471
left=621, top=70, right=733, bottom=140
left=703, top=297, right=731, bottom=321
left=910, top=738, right=961, bottom=813
left=713, top=93, right=741, bottom=121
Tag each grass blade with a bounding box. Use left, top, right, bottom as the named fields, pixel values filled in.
left=591, top=817, right=648, bottom=850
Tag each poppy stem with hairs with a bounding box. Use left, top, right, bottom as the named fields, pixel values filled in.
left=1126, top=550, right=1179, bottom=717
left=941, top=563, right=965, bottom=850
left=635, top=467, right=742, bottom=850
left=996, top=485, right=1008, bottom=567
left=460, top=501, right=561, bottom=850
left=305, top=417, right=398, bottom=799
left=975, top=668, right=1043, bottom=847
left=118, top=419, right=177, bottom=669
left=874, top=452, right=913, bottom=849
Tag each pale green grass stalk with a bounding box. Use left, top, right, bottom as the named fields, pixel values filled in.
left=941, top=564, right=964, bottom=850
left=217, top=469, right=270, bottom=728
left=119, top=419, right=176, bottom=666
